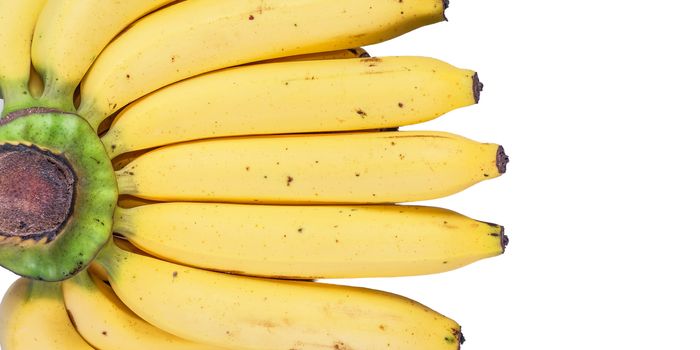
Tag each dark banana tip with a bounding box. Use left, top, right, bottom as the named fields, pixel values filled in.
left=451, top=327, right=465, bottom=348
left=501, top=226, right=509, bottom=252
left=473, top=72, right=483, bottom=104
left=359, top=52, right=371, bottom=58
left=497, top=145, right=509, bottom=174
left=442, top=0, right=450, bottom=21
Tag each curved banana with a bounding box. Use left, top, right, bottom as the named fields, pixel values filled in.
left=0, top=0, right=47, bottom=115
left=114, top=203, right=506, bottom=278
left=62, top=270, right=227, bottom=350
left=116, top=131, right=507, bottom=204
left=94, top=240, right=464, bottom=350
left=31, top=0, right=178, bottom=110
left=77, top=0, right=448, bottom=129
left=105, top=47, right=370, bottom=154
left=102, top=56, right=481, bottom=158
left=0, top=278, right=94, bottom=349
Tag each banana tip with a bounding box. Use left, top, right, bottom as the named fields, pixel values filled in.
left=442, top=0, right=450, bottom=21
left=451, top=327, right=465, bottom=348
left=473, top=72, right=483, bottom=104
left=497, top=146, right=509, bottom=174
left=501, top=226, right=509, bottom=252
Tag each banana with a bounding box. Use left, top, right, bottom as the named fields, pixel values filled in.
left=0, top=0, right=47, bottom=115
left=104, top=47, right=370, bottom=148
left=102, top=56, right=481, bottom=158
left=115, top=131, right=507, bottom=204
left=62, top=270, right=227, bottom=350
left=0, top=278, right=94, bottom=349
left=114, top=202, right=506, bottom=278
left=77, top=0, right=449, bottom=129
left=31, top=0, right=179, bottom=110
left=93, top=240, right=465, bottom=350
left=255, top=47, right=369, bottom=64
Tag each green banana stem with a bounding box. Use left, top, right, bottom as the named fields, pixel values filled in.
left=41, top=73, right=78, bottom=113
left=0, top=82, right=35, bottom=117
left=1, top=83, right=75, bottom=117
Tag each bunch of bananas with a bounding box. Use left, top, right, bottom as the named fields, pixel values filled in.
left=0, top=0, right=509, bottom=349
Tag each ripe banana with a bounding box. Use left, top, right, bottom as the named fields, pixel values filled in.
left=31, top=0, right=178, bottom=110
left=115, top=131, right=507, bottom=204
left=93, top=240, right=464, bottom=350
left=104, top=47, right=369, bottom=150
left=0, top=278, right=94, bottom=349
left=77, top=0, right=448, bottom=129
left=102, top=56, right=481, bottom=158
left=62, top=270, right=227, bottom=350
left=113, top=202, right=506, bottom=278
left=0, top=0, right=46, bottom=115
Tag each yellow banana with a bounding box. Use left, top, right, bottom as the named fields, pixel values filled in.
left=0, top=278, right=94, bottom=349
left=93, top=240, right=464, bottom=350
left=104, top=47, right=370, bottom=143
left=114, top=203, right=506, bottom=278
left=255, top=47, right=369, bottom=64
left=62, top=270, right=228, bottom=350
left=0, top=0, right=47, bottom=115
left=102, top=56, right=481, bottom=158
left=77, top=0, right=448, bottom=129
left=116, top=131, right=507, bottom=204
left=31, top=0, right=178, bottom=110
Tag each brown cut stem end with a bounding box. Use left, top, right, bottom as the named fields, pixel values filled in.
left=473, top=72, right=484, bottom=104
left=442, top=0, right=451, bottom=21
left=452, top=327, right=465, bottom=348
left=497, top=145, right=509, bottom=174
left=0, top=144, right=75, bottom=242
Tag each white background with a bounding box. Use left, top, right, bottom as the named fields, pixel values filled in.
left=2, top=0, right=700, bottom=349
